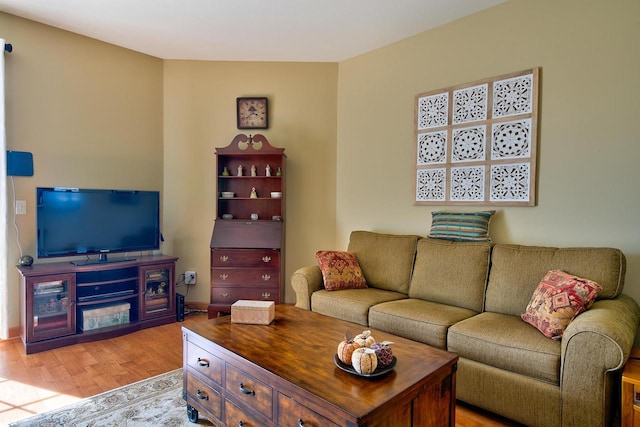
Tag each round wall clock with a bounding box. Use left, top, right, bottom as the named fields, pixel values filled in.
left=237, top=97, right=268, bottom=129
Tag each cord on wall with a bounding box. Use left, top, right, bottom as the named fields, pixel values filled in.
left=10, top=176, right=23, bottom=258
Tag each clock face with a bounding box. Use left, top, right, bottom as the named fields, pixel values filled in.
left=237, top=97, right=268, bottom=129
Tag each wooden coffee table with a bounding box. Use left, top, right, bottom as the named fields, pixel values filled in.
left=182, top=304, right=458, bottom=426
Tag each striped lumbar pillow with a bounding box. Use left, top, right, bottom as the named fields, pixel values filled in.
left=428, top=211, right=495, bottom=242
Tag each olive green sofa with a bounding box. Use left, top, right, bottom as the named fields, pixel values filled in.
left=291, top=230, right=640, bottom=427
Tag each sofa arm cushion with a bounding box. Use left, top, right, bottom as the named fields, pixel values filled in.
left=291, top=265, right=324, bottom=310
left=560, top=294, right=640, bottom=425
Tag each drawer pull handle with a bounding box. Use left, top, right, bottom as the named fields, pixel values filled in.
left=197, top=357, right=209, bottom=367
left=220, top=255, right=229, bottom=262
left=220, top=273, right=229, bottom=280
left=239, top=383, right=255, bottom=396
left=262, top=256, right=271, bottom=263
left=261, top=292, right=271, bottom=299
left=297, top=419, right=305, bottom=427
left=221, top=292, right=229, bottom=298
left=261, top=274, right=271, bottom=281
left=196, top=389, right=209, bottom=401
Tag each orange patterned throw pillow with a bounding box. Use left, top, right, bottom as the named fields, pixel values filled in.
left=315, top=251, right=367, bottom=291
left=521, top=270, right=602, bottom=340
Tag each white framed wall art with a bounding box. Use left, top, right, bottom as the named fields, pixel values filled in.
left=414, top=68, right=539, bottom=206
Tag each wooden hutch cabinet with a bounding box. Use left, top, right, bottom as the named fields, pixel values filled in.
left=18, top=255, right=178, bottom=354
left=209, top=134, right=285, bottom=318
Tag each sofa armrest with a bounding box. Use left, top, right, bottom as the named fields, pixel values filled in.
left=291, top=265, right=324, bottom=310
left=560, top=294, right=640, bottom=425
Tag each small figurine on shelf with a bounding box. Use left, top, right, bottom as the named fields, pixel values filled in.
left=251, top=165, right=257, bottom=177
left=237, top=165, right=243, bottom=176
left=265, top=164, right=271, bottom=177
left=250, top=187, right=258, bottom=198
left=276, top=167, right=282, bottom=177
left=222, top=167, right=229, bottom=176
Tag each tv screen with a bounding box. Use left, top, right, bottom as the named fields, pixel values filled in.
left=36, top=187, right=160, bottom=261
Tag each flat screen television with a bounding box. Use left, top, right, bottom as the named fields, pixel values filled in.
left=36, top=187, right=161, bottom=264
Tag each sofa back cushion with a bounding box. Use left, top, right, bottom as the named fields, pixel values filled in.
left=408, top=238, right=492, bottom=312
left=347, top=231, right=420, bottom=294
left=485, top=244, right=626, bottom=316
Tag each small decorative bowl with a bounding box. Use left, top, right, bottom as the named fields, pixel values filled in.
left=270, top=192, right=282, bottom=198
left=221, top=192, right=234, bottom=198
left=221, top=214, right=233, bottom=219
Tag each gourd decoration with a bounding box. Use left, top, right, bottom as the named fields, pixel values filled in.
left=370, top=341, right=394, bottom=367
left=337, top=331, right=360, bottom=365
left=351, top=348, right=378, bottom=374
left=354, top=330, right=376, bottom=348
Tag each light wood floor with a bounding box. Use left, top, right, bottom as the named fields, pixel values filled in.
left=0, top=312, right=521, bottom=426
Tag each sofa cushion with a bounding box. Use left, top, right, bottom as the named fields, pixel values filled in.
left=369, top=299, right=478, bottom=349
left=311, top=288, right=407, bottom=326
left=521, top=270, right=602, bottom=340
left=408, top=238, right=492, bottom=312
left=448, top=312, right=561, bottom=385
left=347, top=231, right=420, bottom=294
left=485, top=245, right=625, bottom=317
left=428, top=210, right=495, bottom=242
left=315, top=251, right=367, bottom=291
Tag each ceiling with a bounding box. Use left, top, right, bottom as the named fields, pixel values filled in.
left=0, top=0, right=507, bottom=62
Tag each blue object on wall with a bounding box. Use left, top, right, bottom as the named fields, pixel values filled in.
left=7, top=151, right=34, bottom=176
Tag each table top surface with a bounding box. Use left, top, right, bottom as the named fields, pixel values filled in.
left=183, top=304, right=458, bottom=417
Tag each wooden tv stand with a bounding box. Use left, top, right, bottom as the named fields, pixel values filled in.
left=17, top=255, right=178, bottom=354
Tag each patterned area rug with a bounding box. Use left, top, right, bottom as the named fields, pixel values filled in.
left=9, top=369, right=214, bottom=427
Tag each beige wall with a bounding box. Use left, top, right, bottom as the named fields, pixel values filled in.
left=162, top=60, right=337, bottom=306
left=1, top=12, right=164, bottom=333
left=336, top=0, right=640, bottom=307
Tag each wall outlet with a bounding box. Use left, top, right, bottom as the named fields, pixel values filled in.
left=185, top=271, right=196, bottom=285
left=15, top=200, right=27, bottom=215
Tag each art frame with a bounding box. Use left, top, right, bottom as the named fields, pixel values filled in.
left=414, top=68, right=540, bottom=207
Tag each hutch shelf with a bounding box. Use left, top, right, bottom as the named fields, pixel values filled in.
left=18, top=255, right=178, bottom=354
left=209, top=134, right=286, bottom=318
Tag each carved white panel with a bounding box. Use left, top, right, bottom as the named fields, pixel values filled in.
left=450, top=166, right=485, bottom=201
left=492, top=73, right=533, bottom=118
left=453, top=84, right=488, bottom=124
left=417, top=131, right=447, bottom=165
left=490, top=163, right=530, bottom=202
left=452, top=125, right=486, bottom=163
left=491, top=119, right=531, bottom=160
left=416, top=168, right=446, bottom=201
left=417, top=92, right=449, bottom=130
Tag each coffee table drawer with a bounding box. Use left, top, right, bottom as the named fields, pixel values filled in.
left=185, top=371, right=222, bottom=420
left=278, top=393, right=339, bottom=427
left=185, top=341, right=223, bottom=385
left=225, top=363, right=273, bottom=419
left=225, top=398, right=272, bottom=427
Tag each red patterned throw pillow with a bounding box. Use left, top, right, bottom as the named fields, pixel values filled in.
left=315, top=251, right=367, bottom=291
left=521, top=270, right=602, bottom=340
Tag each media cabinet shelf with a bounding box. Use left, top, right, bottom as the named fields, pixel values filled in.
left=18, top=255, right=178, bottom=354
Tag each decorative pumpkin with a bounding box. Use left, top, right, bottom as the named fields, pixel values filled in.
left=370, top=341, right=394, bottom=367
left=351, top=347, right=378, bottom=374
left=337, top=331, right=360, bottom=365
left=354, top=330, right=376, bottom=348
